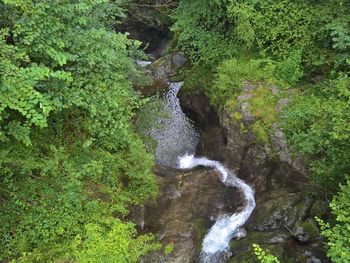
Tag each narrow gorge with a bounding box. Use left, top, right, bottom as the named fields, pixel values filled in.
left=125, top=5, right=331, bottom=262
left=133, top=52, right=328, bottom=263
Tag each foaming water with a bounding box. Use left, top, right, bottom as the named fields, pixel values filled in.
left=149, top=82, right=199, bottom=167
left=143, top=77, right=255, bottom=262
left=179, top=154, right=256, bottom=262
left=136, top=60, right=152, bottom=67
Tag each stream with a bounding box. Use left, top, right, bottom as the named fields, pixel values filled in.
left=146, top=79, right=256, bottom=263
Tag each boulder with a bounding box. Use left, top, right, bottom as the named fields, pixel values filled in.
left=149, top=52, right=188, bottom=81
left=292, top=218, right=319, bottom=243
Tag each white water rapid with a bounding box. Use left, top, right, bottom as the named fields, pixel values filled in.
left=148, top=80, right=255, bottom=262
left=178, top=154, right=256, bottom=262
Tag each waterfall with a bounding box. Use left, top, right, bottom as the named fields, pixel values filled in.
left=178, top=154, right=256, bottom=262
left=148, top=80, right=255, bottom=262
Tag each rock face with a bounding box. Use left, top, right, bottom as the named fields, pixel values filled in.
left=135, top=52, right=188, bottom=97
left=189, top=83, right=308, bottom=193
left=178, top=83, right=329, bottom=262
left=134, top=165, right=243, bottom=263
left=148, top=52, right=188, bottom=81
left=134, top=51, right=328, bottom=261
left=118, top=5, right=171, bottom=57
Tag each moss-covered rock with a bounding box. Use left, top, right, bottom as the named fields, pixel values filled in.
left=229, top=243, right=285, bottom=263
left=310, top=199, right=329, bottom=218
left=149, top=52, right=188, bottom=81
left=292, top=218, right=319, bottom=242
left=230, top=231, right=289, bottom=251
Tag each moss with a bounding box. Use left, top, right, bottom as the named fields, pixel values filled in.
left=251, top=122, right=269, bottom=144
left=226, top=98, right=238, bottom=110
left=230, top=231, right=284, bottom=251
left=310, top=200, right=328, bottom=218
left=299, top=219, right=319, bottom=238
left=233, top=111, right=242, bottom=122
left=249, top=85, right=278, bottom=126
left=228, top=249, right=258, bottom=263
left=246, top=85, right=280, bottom=144
left=192, top=218, right=209, bottom=254
left=164, top=243, right=174, bottom=255
left=239, top=122, right=247, bottom=135
left=228, top=243, right=285, bottom=263
left=168, top=72, right=185, bottom=82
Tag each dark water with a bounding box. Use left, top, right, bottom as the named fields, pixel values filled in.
left=148, top=82, right=200, bottom=167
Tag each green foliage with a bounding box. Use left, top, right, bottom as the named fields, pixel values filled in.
left=274, top=51, right=304, bottom=86
left=171, top=0, right=239, bottom=65
left=251, top=0, right=331, bottom=66
left=317, top=179, right=350, bottom=263
left=253, top=244, right=280, bottom=263
left=282, top=76, right=350, bottom=192
left=183, top=65, right=214, bottom=93
left=0, top=0, right=158, bottom=261
left=72, top=219, right=160, bottom=263
left=164, top=243, right=174, bottom=255
left=205, top=59, right=284, bottom=106
left=329, top=17, right=350, bottom=74
left=249, top=85, right=278, bottom=126
left=0, top=0, right=144, bottom=150
left=0, top=122, right=158, bottom=261
left=172, top=0, right=350, bottom=75
left=209, top=58, right=275, bottom=106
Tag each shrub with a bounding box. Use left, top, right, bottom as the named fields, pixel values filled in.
left=317, top=179, right=350, bottom=262
left=253, top=244, right=280, bottom=263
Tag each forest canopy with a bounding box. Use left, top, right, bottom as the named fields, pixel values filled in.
left=0, top=0, right=159, bottom=262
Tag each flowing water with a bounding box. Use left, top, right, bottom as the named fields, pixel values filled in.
left=148, top=82, right=200, bottom=167
left=178, top=155, right=256, bottom=262
left=147, top=79, right=256, bottom=262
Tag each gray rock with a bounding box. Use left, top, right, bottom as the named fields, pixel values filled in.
left=275, top=98, right=291, bottom=112
left=271, top=85, right=280, bottom=95
left=292, top=218, right=319, bottom=243
left=310, top=199, right=329, bottom=218
left=241, top=102, right=255, bottom=123
left=150, top=52, right=188, bottom=81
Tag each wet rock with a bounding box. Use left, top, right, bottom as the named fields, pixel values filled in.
left=283, top=239, right=328, bottom=262
left=118, top=6, right=171, bottom=54
left=310, top=199, right=329, bottom=218
left=149, top=52, right=188, bottom=81
left=134, top=53, right=189, bottom=96
left=292, top=218, right=319, bottom=243
left=181, top=82, right=309, bottom=192
left=138, top=165, right=243, bottom=262
left=229, top=243, right=284, bottom=263
left=248, top=189, right=303, bottom=231
left=233, top=228, right=247, bottom=240
left=231, top=231, right=289, bottom=250
left=178, top=90, right=216, bottom=129
left=275, top=98, right=291, bottom=112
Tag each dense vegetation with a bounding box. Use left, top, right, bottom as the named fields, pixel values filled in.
left=1, top=0, right=350, bottom=262
left=171, top=0, right=350, bottom=261
left=0, top=0, right=159, bottom=262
